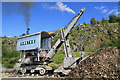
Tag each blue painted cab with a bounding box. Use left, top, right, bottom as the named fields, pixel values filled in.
left=17, top=31, right=51, bottom=51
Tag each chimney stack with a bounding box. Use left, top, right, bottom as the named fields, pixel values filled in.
left=27, top=28, right=30, bottom=35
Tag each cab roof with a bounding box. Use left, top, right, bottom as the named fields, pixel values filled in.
left=18, top=31, right=51, bottom=39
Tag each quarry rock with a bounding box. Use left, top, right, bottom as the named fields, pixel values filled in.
left=67, top=47, right=120, bottom=78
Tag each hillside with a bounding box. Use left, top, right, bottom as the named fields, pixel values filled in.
left=2, top=22, right=120, bottom=69
left=49, top=22, right=120, bottom=69
left=2, top=37, right=20, bottom=68
left=52, top=22, right=119, bottom=51
left=2, top=37, right=17, bottom=51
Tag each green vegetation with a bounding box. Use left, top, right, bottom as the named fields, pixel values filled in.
left=2, top=45, right=20, bottom=68
left=117, top=17, right=120, bottom=22
left=102, top=18, right=108, bottom=24
left=48, top=63, right=58, bottom=69
left=97, top=21, right=100, bottom=24
left=22, top=33, right=26, bottom=36
left=100, top=38, right=120, bottom=49
left=48, top=49, right=65, bottom=69
left=52, top=50, right=65, bottom=64
left=90, top=17, right=96, bottom=25
left=51, top=30, right=61, bottom=47
left=109, top=14, right=120, bottom=23
left=83, top=22, right=86, bottom=25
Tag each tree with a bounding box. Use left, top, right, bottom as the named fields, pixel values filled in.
left=4, top=36, right=7, bottom=38
left=117, top=16, right=120, bottom=22
left=97, top=21, right=100, bottom=24
left=22, top=33, right=26, bottom=36
left=102, top=18, right=106, bottom=24
left=83, top=22, right=86, bottom=25
left=14, top=36, right=17, bottom=37
left=90, top=18, right=96, bottom=25
left=109, top=14, right=117, bottom=23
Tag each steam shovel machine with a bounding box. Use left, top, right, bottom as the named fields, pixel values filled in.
left=15, top=8, right=85, bottom=75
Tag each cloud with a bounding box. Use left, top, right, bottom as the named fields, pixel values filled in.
left=95, top=6, right=108, bottom=13
left=116, top=12, right=119, bottom=15
left=100, top=6, right=106, bottom=9
left=102, top=9, right=108, bottom=13
left=106, top=9, right=118, bottom=15
left=95, top=6, right=106, bottom=10
left=41, top=2, right=75, bottom=14
left=41, top=3, right=50, bottom=9
left=95, top=6, right=118, bottom=16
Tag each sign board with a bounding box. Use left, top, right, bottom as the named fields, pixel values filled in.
left=17, top=34, right=41, bottom=51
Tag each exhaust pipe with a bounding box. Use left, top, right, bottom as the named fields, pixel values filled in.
left=27, top=28, right=30, bottom=35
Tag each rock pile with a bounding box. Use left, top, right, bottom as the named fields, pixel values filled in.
left=67, top=47, right=120, bottom=78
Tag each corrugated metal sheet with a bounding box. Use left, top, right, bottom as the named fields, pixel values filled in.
left=41, top=37, right=51, bottom=50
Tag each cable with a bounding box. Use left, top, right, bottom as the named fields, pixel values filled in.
left=58, top=15, right=76, bottom=30
left=64, top=16, right=76, bottom=29
left=83, top=13, right=84, bottom=24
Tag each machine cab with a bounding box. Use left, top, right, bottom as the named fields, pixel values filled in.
left=17, top=31, right=51, bottom=51
left=17, top=31, right=51, bottom=62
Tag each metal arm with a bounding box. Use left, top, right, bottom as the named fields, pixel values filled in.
left=46, top=8, right=85, bottom=59
left=61, top=28, right=69, bottom=57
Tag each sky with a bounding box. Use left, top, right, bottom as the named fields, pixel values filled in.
left=2, top=2, right=119, bottom=37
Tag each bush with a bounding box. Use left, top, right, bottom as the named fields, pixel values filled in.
left=48, top=63, right=58, bottom=69
left=97, top=21, right=100, bottom=24
left=84, top=52, right=91, bottom=57
left=90, top=18, right=96, bottom=25
left=102, top=18, right=105, bottom=23
left=52, top=50, right=65, bottom=64
left=109, top=14, right=118, bottom=23
left=100, top=38, right=120, bottom=49
left=2, top=45, right=20, bottom=68
left=102, top=18, right=108, bottom=24
left=83, top=22, right=86, bottom=25
left=117, top=17, right=120, bottom=22
left=22, top=33, right=26, bottom=36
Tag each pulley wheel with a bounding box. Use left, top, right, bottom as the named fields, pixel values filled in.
left=39, top=68, right=46, bottom=75
left=31, top=69, right=35, bottom=73
left=21, top=68, right=26, bottom=74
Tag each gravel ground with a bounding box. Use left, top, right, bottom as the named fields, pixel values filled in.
left=67, top=47, right=120, bottom=79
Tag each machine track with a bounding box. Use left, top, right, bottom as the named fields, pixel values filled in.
left=2, top=69, right=62, bottom=78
